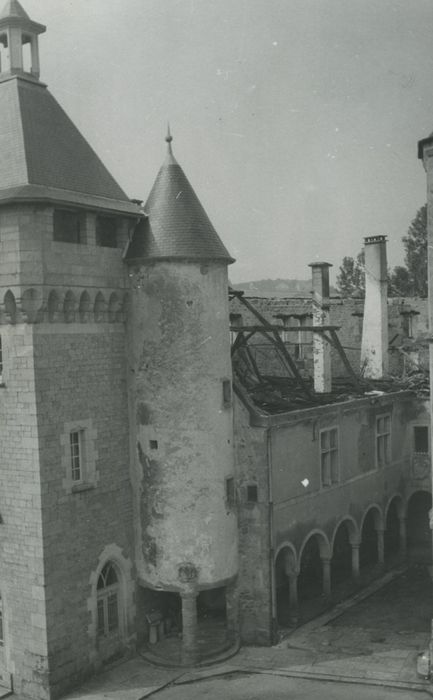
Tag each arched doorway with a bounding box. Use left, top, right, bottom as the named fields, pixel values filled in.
left=407, top=491, right=432, bottom=562
left=96, top=561, right=124, bottom=663
left=331, top=520, right=355, bottom=586
left=275, top=546, right=297, bottom=627
left=360, top=507, right=381, bottom=570
left=385, top=497, right=402, bottom=561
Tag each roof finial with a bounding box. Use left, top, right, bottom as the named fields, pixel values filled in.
left=165, top=123, right=173, bottom=154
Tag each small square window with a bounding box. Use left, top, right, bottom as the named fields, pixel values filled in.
left=225, top=477, right=235, bottom=506
left=149, top=440, right=158, bottom=450
left=414, top=426, right=429, bottom=454
left=247, top=484, right=258, bottom=502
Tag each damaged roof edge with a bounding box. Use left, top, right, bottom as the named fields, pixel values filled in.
left=234, top=383, right=417, bottom=428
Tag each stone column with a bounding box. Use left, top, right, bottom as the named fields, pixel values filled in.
left=180, top=592, right=198, bottom=665
left=399, top=517, right=407, bottom=556
left=321, top=558, right=331, bottom=598
left=288, top=573, right=299, bottom=624
left=351, top=544, right=360, bottom=579
left=377, top=528, right=385, bottom=565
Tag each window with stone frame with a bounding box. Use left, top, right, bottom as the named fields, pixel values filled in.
left=53, top=209, right=83, bottom=244
left=61, top=419, right=98, bottom=494
left=70, top=429, right=84, bottom=483
left=320, top=427, right=339, bottom=487
left=376, top=414, right=391, bottom=466
left=97, top=562, right=120, bottom=638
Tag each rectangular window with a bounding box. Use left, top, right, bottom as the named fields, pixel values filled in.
left=247, top=484, right=258, bottom=502
left=53, top=209, right=82, bottom=243
left=376, top=415, right=391, bottom=465
left=0, top=335, right=3, bottom=382
left=320, top=428, right=339, bottom=487
left=96, top=216, right=117, bottom=248
left=414, top=426, right=429, bottom=454
left=225, top=477, right=235, bottom=505
left=70, top=430, right=83, bottom=482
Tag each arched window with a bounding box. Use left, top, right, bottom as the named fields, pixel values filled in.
left=96, top=563, right=119, bottom=638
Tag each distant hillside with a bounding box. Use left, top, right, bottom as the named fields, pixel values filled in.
left=231, top=278, right=337, bottom=298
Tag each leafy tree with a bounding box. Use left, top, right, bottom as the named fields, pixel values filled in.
left=336, top=251, right=365, bottom=297
left=401, top=204, right=427, bottom=297
left=388, top=265, right=412, bottom=297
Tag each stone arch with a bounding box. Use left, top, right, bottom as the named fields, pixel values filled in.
left=108, top=292, right=121, bottom=323
left=331, top=517, right=358, bottom=586
left=79, top=291, right=91, bottom=323
left=275, top=543, right=298, bottom=627
left=94, top=292, right=107, bottom=322
left=360, top=504, right=383, bottom=570
left=406, top=490, right=432, bottom=562
left=63, top=290, right=76, bottom=323
left=298, top=530, right=331, bottom=602
left=299, top=530, right=331, bottom=562
left=47, top=290, right=60, bottom=323
left=3, top=290, right=16, bottom=324
left=274, top=541, right=298, bottom=573
left=88, top=544, right=135, bottom=668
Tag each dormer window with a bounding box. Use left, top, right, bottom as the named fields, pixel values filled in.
left=53, top=210, right=83, bottom=244
left=96, top=216, right=117, bottom=248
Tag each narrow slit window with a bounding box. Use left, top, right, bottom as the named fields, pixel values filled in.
left=222, top=379, right=232, bottom=406
left=0, top=335, right=3, bottom=382
left=225, top=477, right=235, bottom=505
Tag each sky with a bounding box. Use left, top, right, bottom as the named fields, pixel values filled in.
left=21, top=0, right=433, bottom=284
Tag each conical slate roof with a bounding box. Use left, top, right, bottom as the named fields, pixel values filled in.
left=0, top=0, right=29, bottom=19
left=0, top=77, right=139, bottom=214
left=125, top=141, right=233, bottom=263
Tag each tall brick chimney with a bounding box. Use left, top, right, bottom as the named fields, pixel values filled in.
left=360, top=235, right=388, bottom=378
left=309, top=262, right=332, bottom=393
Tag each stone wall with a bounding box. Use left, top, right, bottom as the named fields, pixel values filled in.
left=33, top=324, right=134, bottom=698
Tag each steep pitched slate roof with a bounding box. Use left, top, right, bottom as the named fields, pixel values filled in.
left=0, top=76, right=140, bottom=215
left=0, top=0, right=29, bottom=19
left=125, top=145, right=233, bottom=263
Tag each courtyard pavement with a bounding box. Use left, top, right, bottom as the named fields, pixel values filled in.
left=61, top=564, right=433, bottom=700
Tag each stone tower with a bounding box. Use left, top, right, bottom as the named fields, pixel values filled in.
left=0, top=1, right=142, bottom=697
left=125, top=131, right=239, bottom=665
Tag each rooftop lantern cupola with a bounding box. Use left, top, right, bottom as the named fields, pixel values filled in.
left=0, top=0, right=45, bottom=80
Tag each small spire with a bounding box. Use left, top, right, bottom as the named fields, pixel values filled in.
left=165, top=123, right=173, bottom=155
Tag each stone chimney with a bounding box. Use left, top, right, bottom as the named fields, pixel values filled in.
left=309, top=262, right=332, bottom=393
left=360, top=235, right=388, bottom=378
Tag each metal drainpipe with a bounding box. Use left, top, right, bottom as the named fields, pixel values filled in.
left=267, top=427, right=276, bottom=641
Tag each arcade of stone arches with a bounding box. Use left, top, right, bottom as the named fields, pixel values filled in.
left=275, top=490, right=432, bottom=627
